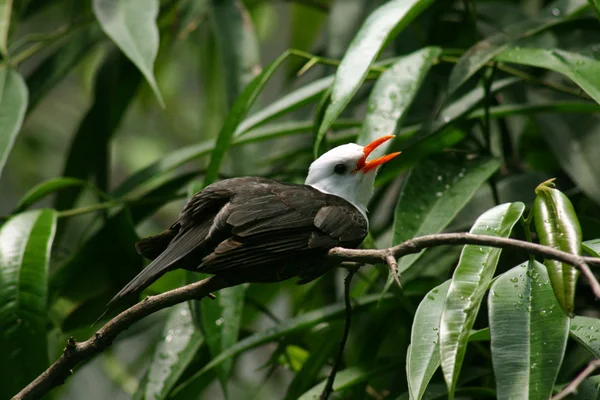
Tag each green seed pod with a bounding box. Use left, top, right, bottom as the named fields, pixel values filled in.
left=533, top=179, right=581, bottom=316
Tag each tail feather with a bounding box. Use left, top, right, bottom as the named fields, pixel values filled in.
left=106, top=260, right=169, bottom=309
left=135, top=229, right=177, bottom=260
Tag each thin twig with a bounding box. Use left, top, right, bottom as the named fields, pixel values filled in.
left=328, top=233, right=600, bottom=299
left=385, top=253, right=402, bottom=289
left=552, top=359, right=600, bottom=400
left=13, top=233, right=600, bottom=399
left=320, top=268, right=357, bottom=400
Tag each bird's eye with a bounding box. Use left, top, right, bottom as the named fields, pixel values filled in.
left=334, top=163, right=348, bottom=175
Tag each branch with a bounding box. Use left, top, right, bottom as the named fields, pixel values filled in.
left=13, top=276, right=235, bottom=400
left=329, top=233, right=600, bottom=299
left=14, top=232, right=600, bottom=399
left=552, top=359, right=600, bottom=400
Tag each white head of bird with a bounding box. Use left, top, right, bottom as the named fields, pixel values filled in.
left=305, top=135, right=400, bottom=216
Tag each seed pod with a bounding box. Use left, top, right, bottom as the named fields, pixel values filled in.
left=533, top=179, right=581, bottom=316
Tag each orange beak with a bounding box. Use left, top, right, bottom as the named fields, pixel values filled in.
left=354, top=135, right=401, bottom=173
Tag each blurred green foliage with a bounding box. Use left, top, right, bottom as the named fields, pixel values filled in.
left=1, top=0, right=600, bottom=399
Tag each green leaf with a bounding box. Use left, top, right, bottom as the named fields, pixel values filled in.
left=570, top=316, right=600, bottom=358
left=297, top=361, right=401, bottom=400
left=314, top=0, right=435, bottom=156
left=92, top=0, right=164, bottom=106
left=0, top=67, right=27, bottom=179
left=235, top=75, right=334, bottom=136
left=407, top=280, right=451, bottom=400
left=137, top=303, right=204, bottom=400
left=357, top=46, right=441, bottom=151
left=440, top=202, right=525, bottom=399
left=171, top=293, right=394, bottom=396
left=26, top=25, right=102, bottom=112
left=211, top=0, right=261, bottom=107
left=533, top=181, right=582, bottom=315
left=14, top=177, right=89, bottom=213
left=488, top=261, right=569, bottom=400
left=0, top=0, right=12, bottom=56
left=583, top=239, right=600, bottom=256
left=55, top=51, right=142, bottom=212
left=199, top=285, right=245, bottom=392
left=0, top=209, right=57, bottom=399
left=393, top=155, right=501, bottom=275
left=203, top=50, right=294, bottom=186
left=496, top=47, right=600, bottom=104
left=447, top=0, right=588, bottom=96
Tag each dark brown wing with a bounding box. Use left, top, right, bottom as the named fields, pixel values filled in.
left=197, top=181, right=368, bottom=282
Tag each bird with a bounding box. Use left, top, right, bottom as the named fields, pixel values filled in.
left=107, top=135, right=400, bottom=307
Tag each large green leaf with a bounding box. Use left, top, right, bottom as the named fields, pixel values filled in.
left=407, top=280, right=451, bottom=400
left=315, top=0, right=435, bottom=156
left=0, top=67, right=27, bottom=179
left=393, top=155, right=501, bottom=275
left=92, top=0, right=164, bottom=106
left=357, top=47, right=441, bottom=152
left=496, top=47, right=600, bottom=104
left=55, top=51, right=142, bottom=212
left=203, top=50, right=294, bottom=186
left=570, top=316, right=600, bottom=358
left=136, top=303, right=204, bottom=400
left=171, top=293, right=394, bottom=396
left=211, top=0, right=261, bottom=107
left=533, top=181, right=582, bottom=315
left=447, top=0, right=588, bottom=96
left=199, top=285, right=245, bottom=392
left=440, top=202, right=525, bottom=399
left=489, top=261, right=569, bottom=400
left=0, top=0, right=11, bottom=56
left=0, top=209, right=57, bottom=399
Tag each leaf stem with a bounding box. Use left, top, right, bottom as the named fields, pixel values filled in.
left=320, top=267, right=357, bottom=400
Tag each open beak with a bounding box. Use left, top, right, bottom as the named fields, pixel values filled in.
left=354, top=135, right=401, bottom=173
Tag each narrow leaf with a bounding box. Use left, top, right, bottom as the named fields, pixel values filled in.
left=448, top=0, right=588, bottom=95
left=26, top=25, right=102, bottom=112
left=235, top=75, right=334, bottom=136
left=570, top=316, right=600, bottom=358
left=55, top=52, right=141, bottom=211
left=0, top=67, right=27, bottom=179
left=496, top=47, right=600, bottom=104
left=14, top=177, right=89, bottom=213
left=92, top=0, right=164, bottom=106
left=315, top=0, right=435, bottom=156
left=0, top=0, right=12, bottom=56
left=0, top=209, right=57, bottom=399
left=440, top=202, right=525, bottom=398
left=358, top=47, right=441, bottom=153
left=408, top=280, right=451, bottom=400
left=138, top=303, right=204, bottom=400
left=533, top=180, right=582, bottom=315
left=211, top=0, right=261, bottom=107
left=203, top=50, right=298, bottom=186
left=489, top=261, right=569, bottom=400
